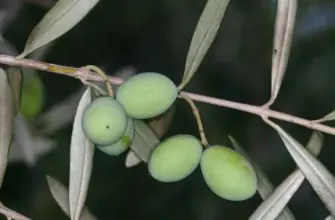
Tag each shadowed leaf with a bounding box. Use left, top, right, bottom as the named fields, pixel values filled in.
left=0, top=68, right=14, bottom=188
left=179, top=0, right=230, bottom=89
left=69, top=88, right=95, bottom=220
left=0, top=36, right=22, bottom=115
left=36, top=86, right=86, bottom=135
left=18, top=0, right=100, bottom=58
left=129, top=120, right=160, bottom=163
left=9, top=114, right=56, bottom=166
left=0, top=34, right=19, bottom=55
left=266, top=0, right=297, bottom=106
left=148, top=104, right=176, bottom=138
left=306, top=131, right=323, bottom=156
left=249, top=131, right=323, bottom=220
left=6, top=67, right=22, bottom=115
left=46, top=176, right=98, bottom=220
left=265, top=119, right=335, bottom=217
left=229, top=135, right=295, bottom=220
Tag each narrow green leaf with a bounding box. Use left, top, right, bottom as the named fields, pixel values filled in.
left=18, top=0, right=100, bottom=58
left=129, top=120, right=160, bottom=163
left=249, top=131, right=323, bottom=220
left=0, top=68, right=14, bottom=188
left=179, top=0, right=230, bottom=89
left=315, top=110, right=335, bottom=123
left=69, top=88, right=95, bottom=220
left=46, top=176, right=98, bottom=220
left=266, top=119, right=335, bottom=217
left=266, top=0, right=297, bottom=106
left=249, top=169, right=303, bottom=220
left=6, top=67, right=22, bottom=115
left=229, top=135, right=295, bottom=220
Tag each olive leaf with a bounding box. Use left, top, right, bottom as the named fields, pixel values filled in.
left=148, top=104, right=176, bottom=138
left=124, top=105, right=177, bottom=168
left=9, top=114, right=56, bottom=166
left=36, top=86, right=86, bottom=135
left=179, top=0, right=230, bottom=89
left=129, top=120, right=160, bottom=163
left=0, top=68, right=14, bottom=188
left=6, top=67, right=22, bottom=115
left=305, top=131, right=323, bottom=156
left=313, top=110, right=335, bottom=123
left=249, top=169, right=303, bottom=220
left=46, top=176, right=98, bottom=220
left=0, top=36, right=22, bottom=115
left=265, top=119, right=335, bottom=217
left=0, top=34, right=19, bottom=55
left=0, top=0, right=23, bottom=34
left=69, top=88, right=95, bottom=220
left=125, top=150, right=142, bottom=168
left=18, top=0, right=100, bottom=58
left=325, top=215, right=335, bottom=220
left=266, top=0, right=297, bottom=106
left=249, top=131, right=323, bottom=220
left=228, top=135, right=295, bottom=220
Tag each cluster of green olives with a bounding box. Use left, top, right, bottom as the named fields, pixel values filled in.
left=81, top=72, right=258, bottom=201
left=81, top=72, right=178, bottom=156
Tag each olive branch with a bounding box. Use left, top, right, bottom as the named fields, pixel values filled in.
left=1, top=0, right=335, bottom=219
left=0, top=54, right=333, bottom=138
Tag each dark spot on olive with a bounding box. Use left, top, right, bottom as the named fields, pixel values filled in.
left=274, top=49, right=277, bottom=55
left=106, top=125, right=110, bottom=129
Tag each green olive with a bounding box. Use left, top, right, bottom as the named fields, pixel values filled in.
left=200, top=145, right=257, bottom=201
left=116, top=72, right=178, bottom=119
left=148, top=134, right=203, bottom=182
left=82, top=96, right=127, bottom=145
left=97, top=118, right=134, bottom=156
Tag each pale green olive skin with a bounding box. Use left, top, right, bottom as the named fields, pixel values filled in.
left=97, top=118, right=134, bottom=156
left=200, top=145, right=257, bottom=201
left=148, top=134, right=203, bottom=182
left=82, top=97, right=127, bottom=146
left=116, top=72, right=178, bottom=119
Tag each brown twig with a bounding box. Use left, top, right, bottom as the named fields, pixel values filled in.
left=180, top=93, right=209, bottom=147
left=0, top=54, right=334, bottom=136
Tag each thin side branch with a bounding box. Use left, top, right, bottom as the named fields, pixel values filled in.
left=180, top=93, right=209, bottom=147
left=0, top=54, right=335, bottom=136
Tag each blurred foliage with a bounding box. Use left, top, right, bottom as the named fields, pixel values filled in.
left=1, top=0, right=335, bottom=219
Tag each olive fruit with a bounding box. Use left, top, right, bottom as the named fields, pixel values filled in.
left=82, top=96, right=127, bottom=146
left=148, top=134, right=203, bottom=182
left=97, top=118, right=135, bottom=156
left=116, top=72, right=178, bottom=119
left=200, top=145, right=257, bottom=201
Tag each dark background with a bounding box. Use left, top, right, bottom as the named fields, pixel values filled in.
left=1, top=0, right=335, bottom=219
